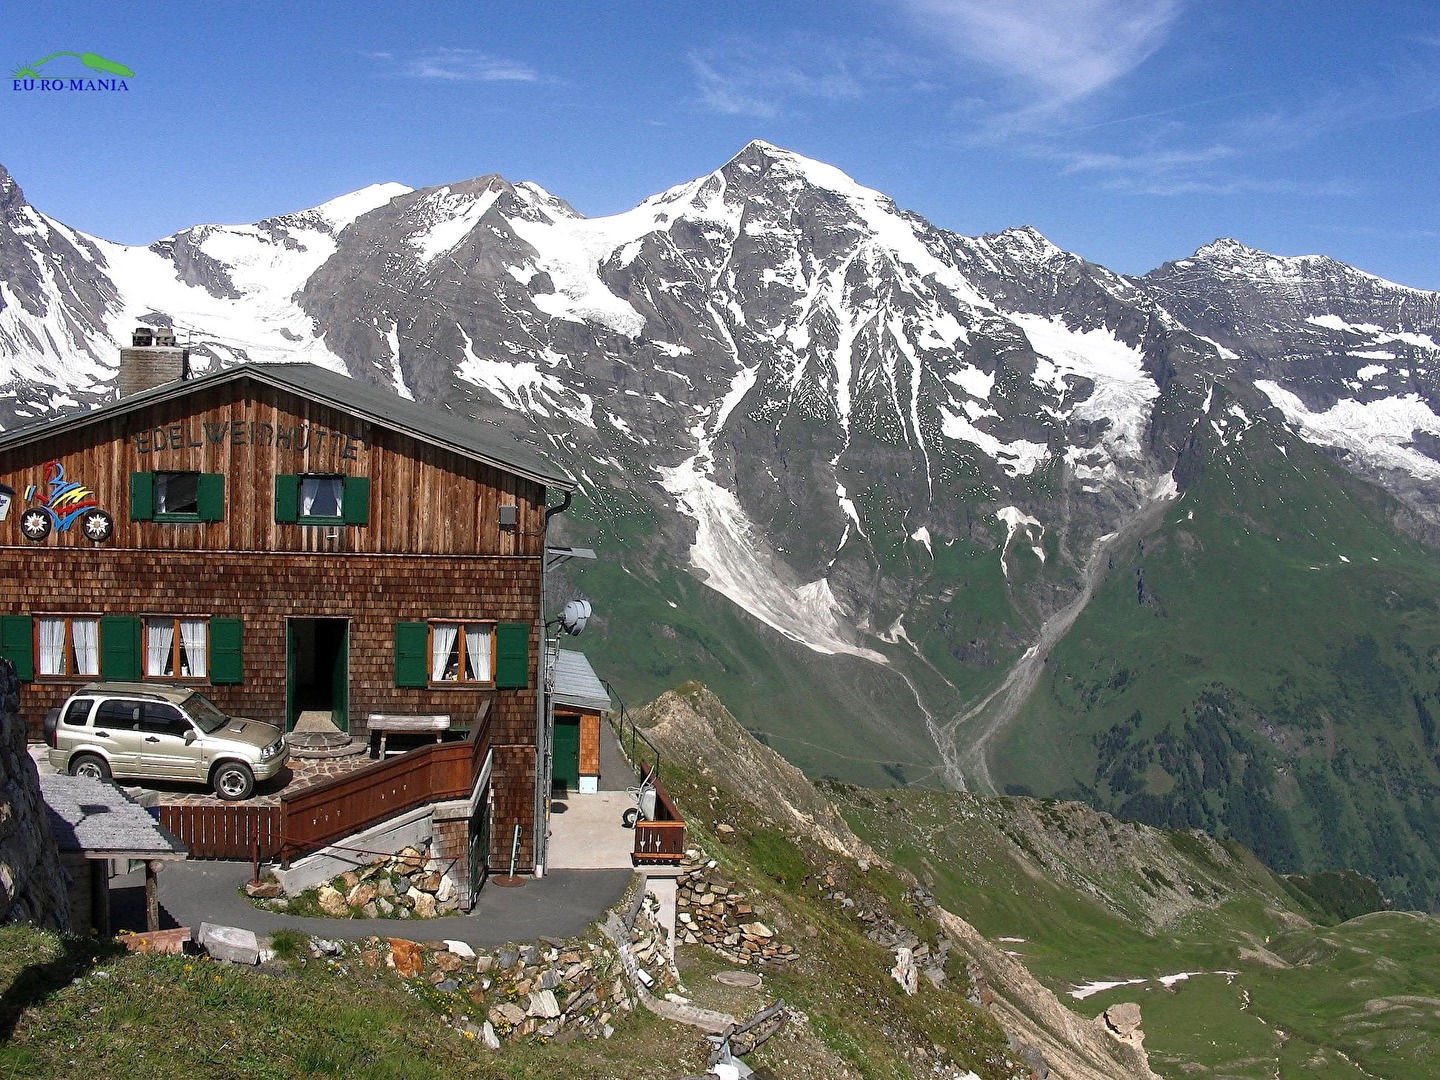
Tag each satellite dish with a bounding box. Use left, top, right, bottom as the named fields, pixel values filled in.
left=559, top=599, right=592, bottom=636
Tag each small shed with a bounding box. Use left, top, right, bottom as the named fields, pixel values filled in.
left=39, top=774, right=188, bottom=934
left=551, top=650, right=611, bottom=794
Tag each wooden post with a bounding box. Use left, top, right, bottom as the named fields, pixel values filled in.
left=145, top=860, right=161, bottom=933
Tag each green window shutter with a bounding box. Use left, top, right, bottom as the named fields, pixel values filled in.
left=0, top=616, right=34, bottom=682
left=209, top=618, right=243, bottom=684
left=197, top=473, right=225, bottom=522
left=495, top=623, right=530, bottom=689
left=274, top=474, right=298, bottom=523
left=394, top=621, right=429, bottom=688
left=99, top=616, right=141, bottom=681
left=343, top=475, right=371, bottom=526
left=129, top=472, right=154, bottom=522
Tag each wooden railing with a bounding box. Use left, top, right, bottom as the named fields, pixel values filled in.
left=633, top=764, right=686, bottom=865
left=277, top=739, right=470, bottom=862
left=172, top=697, right=493, bottom=861
left=158, top=803, right=281, bottom=860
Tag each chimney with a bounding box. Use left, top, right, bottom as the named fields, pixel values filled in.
left=119, top=326, right=189, bottom=397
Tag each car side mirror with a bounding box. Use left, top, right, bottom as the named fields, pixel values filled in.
left=183, top=729, right=197, bottom=744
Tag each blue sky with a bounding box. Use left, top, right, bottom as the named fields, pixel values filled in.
left=5, top=1, right=1438, bottom=287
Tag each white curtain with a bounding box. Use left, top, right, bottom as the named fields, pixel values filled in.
left=431, top=623, right=458, bottom=681
left=145, top=619, right=174, bottom=677
left=180, top=619, right=207, bottom=679
left=464, top=624, right=491, bottom=682
left=72, top=618, right=99, bottom=676
left=301, top=478, right=319, bottom=516
left=38, top=618, right=64, bottom=675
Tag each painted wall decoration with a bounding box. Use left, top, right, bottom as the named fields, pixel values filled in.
left=0, top=483, right=12, bottom=523
left=18, top=461, right=114, bottom=543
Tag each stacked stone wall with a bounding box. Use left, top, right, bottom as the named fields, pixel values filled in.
left=0, top=660, right=69, bottom=930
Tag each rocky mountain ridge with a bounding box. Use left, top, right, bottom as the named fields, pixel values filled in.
left=5, top=143, right=1440, bottom=906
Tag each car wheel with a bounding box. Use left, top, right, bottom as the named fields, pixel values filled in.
left=70, top=754, right=111, bottom=782
left=213, top=762, right=255, bottom=801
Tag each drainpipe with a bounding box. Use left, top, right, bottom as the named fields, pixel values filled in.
left=535, top=487, right=572, bottom=877
left=544, top=490, right=572, bottom=522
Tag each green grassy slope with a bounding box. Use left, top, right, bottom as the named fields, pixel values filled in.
left=838, top=786, right=1440, bottom=1079
left=995, top=400, right=1440, bottom=909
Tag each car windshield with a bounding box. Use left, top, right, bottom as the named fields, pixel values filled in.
left=182, top=693, right=230, bottom=734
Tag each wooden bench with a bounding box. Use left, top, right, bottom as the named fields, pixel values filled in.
left=367, top=713, right=451, bottom=759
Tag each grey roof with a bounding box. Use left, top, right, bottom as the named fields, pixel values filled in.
left=0, top=362, right=575, bottom=490
left=553, top=649, right=612, bottom=713
left=38, top=774, right=188, bottom=860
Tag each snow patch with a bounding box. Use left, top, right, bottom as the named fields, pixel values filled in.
left=995, top=506, right=1045, bottom=577
left=947, top=366, right=994, bottom=400
left=409, top=186, right=501, bottom=265
left=940, top=410, right=1049, bottom=476
left=1255, top=381, right=1440, bottom=480
left=659, top=453, right=886, bottom=663
left=1012, top=313, right=1158, bottom=457
left=910, top=525, right=932, bottom=555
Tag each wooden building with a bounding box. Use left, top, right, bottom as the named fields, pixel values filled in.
left=551, top=649, right=612, bottom=794
left=0, top=359, right=575, bottom=874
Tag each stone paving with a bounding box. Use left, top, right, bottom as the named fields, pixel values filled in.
left=28, top=741, right=377, bottom=807
left=148, top=752, right=376, bottom=807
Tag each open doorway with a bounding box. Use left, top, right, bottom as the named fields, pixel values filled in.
left=286, top=618, right=349, bottom=732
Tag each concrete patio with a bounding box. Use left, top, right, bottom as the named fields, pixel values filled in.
left=545, top=718, right=642, bottom=871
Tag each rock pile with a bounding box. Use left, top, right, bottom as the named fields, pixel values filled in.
left=674, top=861, right=798, bottom=967
left=251, top=847, right=460, bottom=919
left=344, top=933, right=639, bottom=1046
left=820, top=866, right=951, bottom=991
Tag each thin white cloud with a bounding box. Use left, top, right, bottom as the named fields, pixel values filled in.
left=397, top=48, right=538, bottom=83
left=890, top=0, right=1183, bottom=110
left=689, top=39, right=913, bottom=119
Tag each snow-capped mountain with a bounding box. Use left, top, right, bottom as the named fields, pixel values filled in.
left=8, top=143, right=1440, bottom=905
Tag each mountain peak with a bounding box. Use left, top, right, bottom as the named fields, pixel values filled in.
left=720, top=140, right=874, bottom=199
left=0, top=164, right=28, bottom=216
left=1193, top=237, right=1259, bottom=261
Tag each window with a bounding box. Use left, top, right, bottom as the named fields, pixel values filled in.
left=36, top=616, right=100, bottom=677
left=429, top=622, right=494, bottom=684
left=130, top=471, right=224, bottom=522
left=143, top=617, right=208, bottom=680
left=300, top=475, right=344, bottom=519
left=274, top=474, right=370, bottom=525
left=155, top=472, right=200, bottom=516
left=61, top=698, right=94, bottom=727
left=394, top=620, right=529, bottom=689
left=140, top=702, right=192, bottom=738
left=94, top=699, right=143, bottom=731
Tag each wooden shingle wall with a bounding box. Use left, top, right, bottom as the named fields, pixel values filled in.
left=0, top=549, right=541, bottom=745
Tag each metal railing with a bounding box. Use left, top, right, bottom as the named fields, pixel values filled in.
left=604, top=678, right=662, bottom=782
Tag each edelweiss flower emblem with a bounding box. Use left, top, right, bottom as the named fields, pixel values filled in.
left=81, top=509, right=113, bottom=543
left=19, top=509, right=51, bottom=541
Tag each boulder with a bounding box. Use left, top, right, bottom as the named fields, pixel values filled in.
left=316, top=885, right=348, bottom=918
left=199, top=923, right=260, bottom=966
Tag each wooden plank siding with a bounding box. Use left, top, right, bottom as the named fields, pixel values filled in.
left=633, top=764, right=686, bottom=864
left=277, top=740, right=472, bottom=861
left=159, top=803, right=281, bottom=861
left=0, top=380, right=548, bottom=557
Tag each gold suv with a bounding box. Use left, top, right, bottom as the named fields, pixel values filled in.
left=45, top=682, right=288, bottom=800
